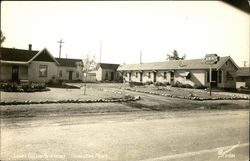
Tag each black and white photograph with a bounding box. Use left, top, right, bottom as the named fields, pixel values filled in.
left=0, top=1, right=249, bottom=161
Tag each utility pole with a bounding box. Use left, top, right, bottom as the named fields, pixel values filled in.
left=57, top=39, right=64, bottom=58
left=242, top=61, right=248, bottom=67
left=140, top=49, right=142, bottom=64
left=99, top=40, right=102, bottom=63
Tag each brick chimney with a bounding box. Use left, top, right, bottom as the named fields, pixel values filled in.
left=28, top=44, right=32, bottom=51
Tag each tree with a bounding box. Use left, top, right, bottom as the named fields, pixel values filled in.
left=166, top=50, right=186, bottom=60
left=81, top=54, right=97, bottom=95
left=0, top=31, right=6, bottom=46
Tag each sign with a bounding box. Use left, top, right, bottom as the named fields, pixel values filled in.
left=204, top=54, right=220, bottom=65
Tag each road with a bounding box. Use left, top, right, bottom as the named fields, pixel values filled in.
left=1, top=109, right=248, bottom=161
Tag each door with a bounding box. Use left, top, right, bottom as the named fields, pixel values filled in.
left=140, top=72, right=143, bottom=82
left=110, top=72, right=114, bottom=81
left=153, top=72, right=157, bottom=82
left=211, top=71, right=218, bottom=87
left=170, top=71, right=174, bottom=85
left=69, top=71, right=73, bottom=80
left=12, top=66, right=19, bottom=82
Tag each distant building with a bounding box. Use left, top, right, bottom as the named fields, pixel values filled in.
left=117, top=56, right=239, bottom=88
left=0, top=46, right=83, bottom=82
left=95, top=63, right=121, bottom=81
left=236, top=67, right=250, bottom=89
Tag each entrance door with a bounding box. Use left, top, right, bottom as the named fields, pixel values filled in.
left=211, top=71, right=218, bottom=87
left=140, top=72, right=143, bottom=82
left=12, top=66, right=19, bottom=82
left=170, top=71, right=174, bottom=85
left=69, top=71, right=73, bottom=80
left=110, top=72, right=114, bottom=81
left=153, top=72, right=157, bottom=82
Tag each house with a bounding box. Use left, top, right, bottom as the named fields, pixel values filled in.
left=55, top=58, right=83, bottom=81
left=0, top=45, right=83, bottom=82
left=117, top=56, right=240, bottom=88
left=95, top=63, right=121, bottom=81
left=236, top=67, right=250, bottom=89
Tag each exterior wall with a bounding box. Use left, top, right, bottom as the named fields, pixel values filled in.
left=96, top=68, right=120, bottom=81
left=19, top=66, right=28, bottom=80
left=0, top=64, right=12, bottom=81
left=174, top=70, right=206, bottom=87
left=217, top=60, right=238, bottom=88
left=57, top=66, right=83, bottom=81
left=0, top=64, right=28, bottom=81
left=122, top=70, right=206, bottom=87
left=28, top=61, right=58, bottom=82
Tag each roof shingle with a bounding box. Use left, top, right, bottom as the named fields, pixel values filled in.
left=0, top=47, right=38, bottom=62
left=55, top=58, right=82, bottom=67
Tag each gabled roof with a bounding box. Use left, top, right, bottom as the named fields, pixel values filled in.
left=28, top=48, right=59, bottom=65
left=55, top=58, right=82, bottom=67
left=97, top=63, right=120, bottom=70
left=236, top=67, right=250, bottom=77
left=117, top=56, right=239, bottom=71
left=0, top=47, right=59, bottom=65
left=0, top=47, right=38, bottom=62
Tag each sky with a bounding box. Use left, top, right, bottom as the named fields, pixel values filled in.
left=1, top=1, right=249, bottom=67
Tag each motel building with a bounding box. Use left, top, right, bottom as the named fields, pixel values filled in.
left=0, top=45, right=83, bottom=82
left=117, top=56, right=240, bottom=89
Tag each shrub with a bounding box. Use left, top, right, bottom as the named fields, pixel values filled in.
left=162, top=82, right=170, bottom=86
left=144, top=81, right=153, bottom=85
left=193, top=84, right=206, bottom=89
left=154, top=81, right=164, bottom=86
left=129, top=81, right=143, bottom=87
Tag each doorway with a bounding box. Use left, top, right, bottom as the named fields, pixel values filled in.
left=211, top=71, right=218, bottom=87
left=170, top=71, right=174, bottom=85
left=69, top=71, right=73, bottom=80
left=140, top=72, right=143, bottom=82
left=110, top=72, right=114, bottom=81
left=12, top=66, right=19, bottom=82
left=153, top=72, right=157, bottom=82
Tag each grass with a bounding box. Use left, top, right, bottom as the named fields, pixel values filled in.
left=1, top=87, right=122, bottom=102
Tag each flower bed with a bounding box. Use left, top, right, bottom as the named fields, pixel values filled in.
left=0, top=82, right=49, bottom=92
left=125, top=88, right=250, bottom=101
left=0, top=95, right=141, bottom=106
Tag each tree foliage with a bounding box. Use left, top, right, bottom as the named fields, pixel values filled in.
left=166, top=50, right=186, bottom=60
left=0, top=31, right=6, bottom=46
left=81, top=54, right=97, bottom=76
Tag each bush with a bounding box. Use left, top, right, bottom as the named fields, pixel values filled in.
left=0, top=82, right=48, bottom=92
left=172, top=81, right=193, bottom=88
left=162, top=82, right=170, bottom=86
left=129, top=81, right=143, bottom=87
left=144, top=81, right=153, bottom=85
left=154, top=81, right=164, bottom=86
left=193, top=84, right=206, bottom=89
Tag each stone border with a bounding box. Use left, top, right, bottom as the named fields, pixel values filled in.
left=124, top=88, right=250, bottom=101
left=0, top=96, right=141, bottom=106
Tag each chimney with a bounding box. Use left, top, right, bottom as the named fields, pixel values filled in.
left=28, top=44, right=32, bottom=51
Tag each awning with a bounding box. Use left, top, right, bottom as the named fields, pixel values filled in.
left=179, top=72, right=190, bottom=77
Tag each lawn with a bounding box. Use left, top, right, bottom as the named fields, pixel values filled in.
left=1, top=87, right=122, bottom=102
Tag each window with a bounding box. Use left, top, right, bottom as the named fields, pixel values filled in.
left=76, top=71, right=79, bottom=78
left=135, top=72, right=138, bottom=78
left=39, top=65, right=48, bottom=77
left=226, top=71, right=233, bottom=81
left=148, top=72, right=151, bottom=78
left=164, top=72, right=167, bottom=79
left=59, top=71, right=62, bottom=77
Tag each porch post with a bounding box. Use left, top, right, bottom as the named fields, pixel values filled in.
left=209, top=65, right=212, bottom=96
